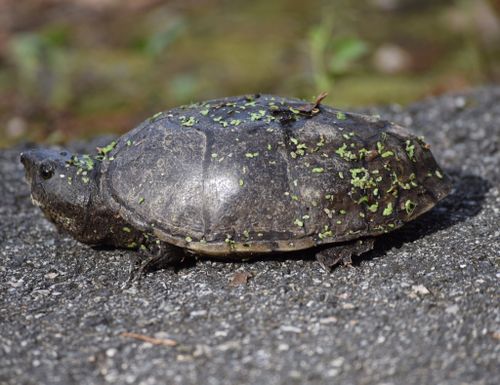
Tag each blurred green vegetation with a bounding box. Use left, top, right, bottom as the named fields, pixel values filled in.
left=0, top=0, right=499, bottom=146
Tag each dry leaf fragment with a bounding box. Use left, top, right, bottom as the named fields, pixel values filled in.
left=229, top=271, right=252, bottom=287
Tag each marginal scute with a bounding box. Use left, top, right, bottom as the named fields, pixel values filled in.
left=100, top=94, right=451, bottom=255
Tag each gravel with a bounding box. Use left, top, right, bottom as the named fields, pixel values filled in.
left=1, top=87, right=499, bottom=385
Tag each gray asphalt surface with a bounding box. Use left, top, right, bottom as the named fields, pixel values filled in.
left=1, top=87, right=499, bottom=385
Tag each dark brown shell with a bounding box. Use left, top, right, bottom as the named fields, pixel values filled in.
left=100, top=95, right=451, bottom=256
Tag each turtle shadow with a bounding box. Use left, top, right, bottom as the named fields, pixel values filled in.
left=351, top=171, right=490, bottom=266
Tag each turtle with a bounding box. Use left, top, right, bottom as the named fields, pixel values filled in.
left=21, top=93, right=451, bottom=271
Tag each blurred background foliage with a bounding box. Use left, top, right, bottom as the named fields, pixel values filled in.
left=1, top=0, right=499, bottom=146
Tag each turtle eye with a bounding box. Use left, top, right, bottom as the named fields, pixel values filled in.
left=40, top=162, right=54, bottom=180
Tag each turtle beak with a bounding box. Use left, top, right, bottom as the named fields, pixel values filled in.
left=20, top=150, right=38, bottom=177
left=20, top=149, right=46, bottom=179
left=20, top=151, right=29, bottom=167
left=20, top=149, right=53, bottom=181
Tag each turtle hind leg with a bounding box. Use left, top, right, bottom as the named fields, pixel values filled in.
left=315, top=237, right=375, bottom=271
left=139, top=243, right=187, bottom=273
left=128, top=242, right=189, bottom=281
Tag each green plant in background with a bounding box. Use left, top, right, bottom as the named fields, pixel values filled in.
left=0, top=0, right=498, bottom=148
left=140, top=18, right=186, bottom=59
left=309, top=18, right=368, bottom=93
left=8, top=25, right=74, bottom=113
left=139, top=17, right=200, bottom=103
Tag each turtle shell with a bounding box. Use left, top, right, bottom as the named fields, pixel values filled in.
left=100, top=95, right=451, bottom=256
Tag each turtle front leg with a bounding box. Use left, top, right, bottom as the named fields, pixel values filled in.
left=315, top=238, right=375, bottom=271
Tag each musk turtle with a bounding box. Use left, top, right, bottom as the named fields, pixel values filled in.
left=21, top=94, right=451, bottom=270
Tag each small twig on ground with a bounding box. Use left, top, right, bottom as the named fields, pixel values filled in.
left=120, top=332, right=177, bottom=346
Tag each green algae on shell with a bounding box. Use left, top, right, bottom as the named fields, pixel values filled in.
left=22, top=93, right=452, bottom=260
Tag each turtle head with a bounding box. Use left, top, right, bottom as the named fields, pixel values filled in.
left=20, top=149, right=103, bottom=243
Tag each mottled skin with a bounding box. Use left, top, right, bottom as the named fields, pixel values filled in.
left=20, top=149, right=143, bottom=249
left=21, top=94, right=451, bottom=269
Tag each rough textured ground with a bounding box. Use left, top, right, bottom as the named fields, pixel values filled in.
left=1, top=87, right=499, bottom=385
